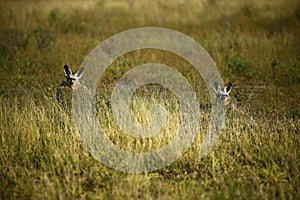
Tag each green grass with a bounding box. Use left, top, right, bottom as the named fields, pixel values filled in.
left=0, top=0, right=300, bottom=199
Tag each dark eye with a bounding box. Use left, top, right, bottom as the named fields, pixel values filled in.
left=67, top=78, right=75, bottom=84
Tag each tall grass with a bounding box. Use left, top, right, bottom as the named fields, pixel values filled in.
left=0, top=0, right=299, bottom=199
left=0, top=86, right=299, bottom=199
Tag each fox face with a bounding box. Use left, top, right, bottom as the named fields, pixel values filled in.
left=199, top=82, right=237, bottom=111
left=213, top=82, right=237, bottom=110
left=57, top=65, right=84, bottom=109
left=61, top=65, right=84, bottom=88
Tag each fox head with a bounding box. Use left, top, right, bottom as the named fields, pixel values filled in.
left=63, top=65, right=84, bottom=88
left=213, top=82, right=233, bottom=106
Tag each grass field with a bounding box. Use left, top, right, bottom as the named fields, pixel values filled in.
left=0, top=0, right=300, bottom=199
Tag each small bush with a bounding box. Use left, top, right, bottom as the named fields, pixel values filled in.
left=227, top=57, right=252, bottom=78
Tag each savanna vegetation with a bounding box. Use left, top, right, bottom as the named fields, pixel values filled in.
left=0, top=0, right=299, bottom=199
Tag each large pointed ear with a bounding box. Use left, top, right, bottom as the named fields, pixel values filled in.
left=224, top=82, right=232, bottom=94
left=213, top=82, right=221, bottom=94
left=64, top=65, right=72, bottom=77
left=74, top=67, right=84, bottom=79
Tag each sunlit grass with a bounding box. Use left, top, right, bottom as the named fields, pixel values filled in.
left=0, top=89, right=299, bottom=199
left=0, top=0, right=300, bottom=199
